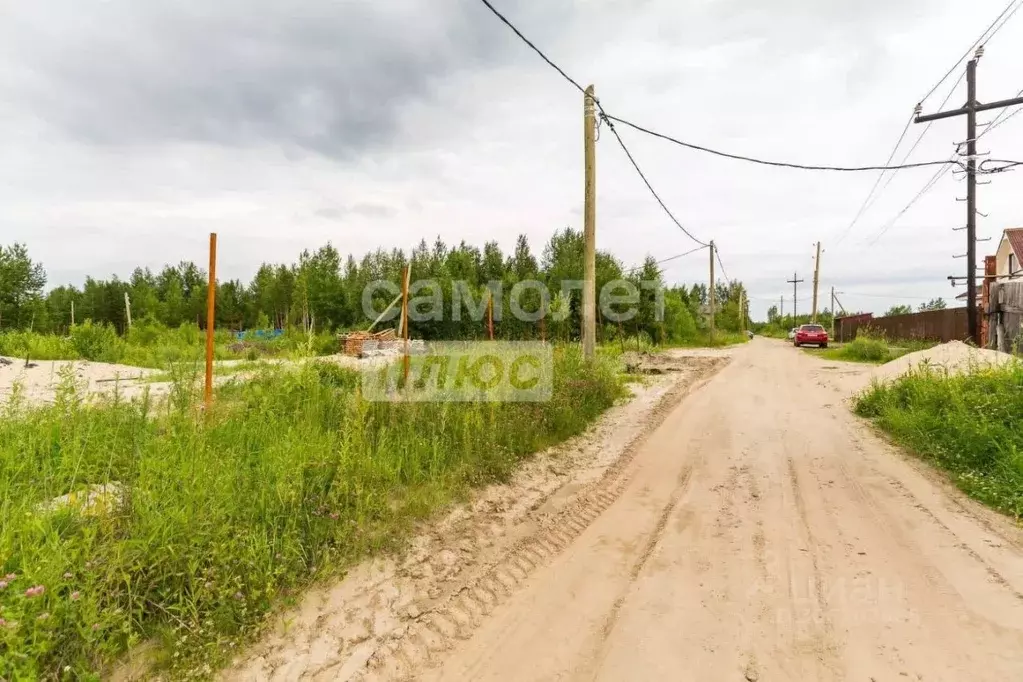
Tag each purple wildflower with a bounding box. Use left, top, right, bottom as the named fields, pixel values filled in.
left=71, top=591, right=81, bottom=601
left=4, top=573, right=15, bottom=582
left=92, top=623, right=101, bottom=631
left=0, top=580, right=7, bottom=590
left=25, top=585, right=45, bottom=598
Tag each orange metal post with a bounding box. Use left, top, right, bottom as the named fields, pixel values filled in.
left=204, top=233, right=217, bottom=408
left=487, top=292, right=494, bottom=340
left=402, top=265, right=410, bottom=384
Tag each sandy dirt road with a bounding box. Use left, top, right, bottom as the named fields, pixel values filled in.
left=400, top=339, right=1023, bottom=682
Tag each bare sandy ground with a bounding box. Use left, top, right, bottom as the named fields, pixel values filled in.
left=215, top=352, right=729, bottom=682
left=214, top=339, right=1023, bottom=682
left=0, top=356, right=157, bottom=404
left=0, top=354, right=387, bottom=406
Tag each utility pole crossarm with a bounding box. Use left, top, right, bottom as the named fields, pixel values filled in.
left=916, top=94, right=1023, bottom=122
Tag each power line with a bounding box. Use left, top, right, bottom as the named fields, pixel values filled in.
left=980, top=89, right=1023, bottom=136
left=839, top=0, right=1021, bottom=244
left=598, top=114, right=710, bottom=246
left=866, top=73, right=964, bottom=205
left=603, top=114, right=956, bottom=172
left=475, top=0, right=711, bottom=246
left=918, top=0, right=1022, bottom=105
left=715, top=248, right=732, bottom=284
left=475, top=0, right=586, bottom=94
left=835, top=113, right=914, bottom=244
left=868, top=161, right=955, bottom=245
left=624, top=245, right=707, bottom=274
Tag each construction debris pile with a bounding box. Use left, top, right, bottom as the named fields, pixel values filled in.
left=338, top=330, right=427, bottom=358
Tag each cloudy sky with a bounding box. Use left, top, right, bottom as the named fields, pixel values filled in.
left=1, top=0, right=1021, bottom=319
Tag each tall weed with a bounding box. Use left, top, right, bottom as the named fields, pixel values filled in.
left=0, top=346, right=623, bottom=678
left=855, top=361, right=1023, bottom=518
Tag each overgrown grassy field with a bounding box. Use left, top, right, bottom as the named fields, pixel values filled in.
left=855, top=362, right=1023, bottom=518
left=806, top=334, right=937, bottom=364
left=602, top=330, right=749, bottom=355
left=0, top=346, right=624, bottom=679
left=0, top=320, right=338, bottom=369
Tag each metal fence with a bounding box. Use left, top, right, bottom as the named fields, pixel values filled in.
left=834, top=308, right=970, bottom=343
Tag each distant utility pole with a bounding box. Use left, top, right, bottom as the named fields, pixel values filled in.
left=914, top=46, right=1023, bottom=346
left=124, top=292, right=133, bottom=329
left=738, top=289, right=745, bottom=333
left=830, top=287, right=845, bottom=338
left=811, top=242, right=822, bottom=322
left=787, top=272, right=804, bottom=322
left=582, top=84, right=597, bottom=360
left=709, top=241, right=716, bottom=336
left=780, top=295, right=784, bottom=321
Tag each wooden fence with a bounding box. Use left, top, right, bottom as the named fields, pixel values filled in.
left=987, top=280, right=1023, bottom=353
left=834, top=307, right=970, bottom=343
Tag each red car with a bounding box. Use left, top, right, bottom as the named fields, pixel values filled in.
left=794, top=324, right=829, bottom=348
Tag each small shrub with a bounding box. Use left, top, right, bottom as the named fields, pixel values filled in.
left=69, top=320, right=122, bottom=362
left=841, top=335, right=890, bottom=362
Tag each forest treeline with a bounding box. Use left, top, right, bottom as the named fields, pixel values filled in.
left=0, top=229, right=749, bottom=342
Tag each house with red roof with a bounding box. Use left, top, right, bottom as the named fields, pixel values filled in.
left=996, top=227, right=1023, bottom=279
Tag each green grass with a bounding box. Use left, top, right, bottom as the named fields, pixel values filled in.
left=855, top=361, right=1023, bottom=519
left=143, top=361, right=267, bottom=384
left=805, top=335, right=938, bottom=365
left=0, top=346, right=624, bottom=679
left=0, top=320, right=339, bottom=369
left=601, top=330, right=749, bottom=356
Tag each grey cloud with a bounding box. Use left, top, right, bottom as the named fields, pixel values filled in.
left=0, top=0, right=574, bottom=159
left=314, top=202, right=394, bottom=221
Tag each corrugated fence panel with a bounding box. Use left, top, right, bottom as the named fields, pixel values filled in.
left=835, top=308, right=969, bottom=343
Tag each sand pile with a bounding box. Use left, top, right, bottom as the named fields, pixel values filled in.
left=0, top=357, right=155, bottom=405
left=870, top=341, right=1016, bottom=382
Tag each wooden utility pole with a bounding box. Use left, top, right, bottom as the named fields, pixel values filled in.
left=708, top=241, right=716, bottom=336
left=582, top=84, right=597, bottom=360
left=914, top=47, right=1023, bottom=345
left=204, top=233, right=217, bottom=409
left=738, top=290, right=746, bottom=333
left=124, top=292, right=133, bottom=329
left=811, top=241, right=822, bottom=322
left=787, top=272, right=804, bottom=323
left=780, top=295, right=784, bottom=321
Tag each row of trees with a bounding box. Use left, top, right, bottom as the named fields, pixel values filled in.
left=761, top=296, right=948, bottom=329
left=0, top=230, right=750, bottom=343
left=882, top=298, right=947, bottom=317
